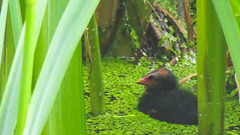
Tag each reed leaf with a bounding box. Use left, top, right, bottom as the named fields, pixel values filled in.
left=0, top=0, right=9, bottom=67
left=15, top=0, right=37, bottom=134
left=197, top=0, right=226, bottom=134
left=0, top=0, right=49, bottom=134
left=0, top=24, right=25, bottom=135
left=211, top=0, right=240, bottom=82
left=23, top=0, right=100, bottom=134
left=9, top=0, right=23, bottom=48
left=85, top=14, right=105, bottom=115
left=41, top=0, right=86, bottom=134
left=229, top=0, right=240, bottom=26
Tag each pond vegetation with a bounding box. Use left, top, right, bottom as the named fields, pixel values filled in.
left=84, top=57, right=240, bottom=134
left=1, top=0, right=240, bottom=134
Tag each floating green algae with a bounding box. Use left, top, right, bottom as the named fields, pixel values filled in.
left=84, top=57, right=240, bottom=134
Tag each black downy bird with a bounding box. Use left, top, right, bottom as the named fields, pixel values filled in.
left=136, top=68, right=198, bottom=125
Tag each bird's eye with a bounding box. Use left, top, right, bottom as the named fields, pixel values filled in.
left=148, top=75, right=154, bottom=79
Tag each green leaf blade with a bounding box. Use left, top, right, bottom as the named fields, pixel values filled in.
left=211, top=0, right=240, bottom=92
left=9, top=0, right=23, bottom=48
left=0, top=0, right=49, bottom=134
left=0, top=0, right=9, bottom=67
left=23, top=0, right=100, bottom=134
left=0, top=25, right=25, bottom=135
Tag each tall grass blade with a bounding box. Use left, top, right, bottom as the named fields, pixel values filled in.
left=35, top=0, right=48, bottom=43
left=41, top=0, right=86, bottom=134
left=229, top=0, right=240, bottom=26
left=0, top=0, right=9, bottom=67
left=0, top=13, right=15, bottom=99
left=55, top=43, right=86, bottom=134
left=15, top=0, right=37, bottom=134
left=34, top=10, right=50, bottom=135
left=85, top=14, right=105, bottom=115
left=23, top=0, right=100, bottom=134
left=0, top=0, right=49, bottom=134
left=46, top=1, right=69, bottom=134
left=197, top=0, right=226, bottom=134
left=32, top=0, right=49, bottom=89
left=211, top=0, right=240, bottom=89
left=0, top=25, right=25, bottom=135
left=9, top=0, right=23, bottom=48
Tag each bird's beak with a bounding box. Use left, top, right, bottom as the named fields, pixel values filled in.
left=136, top=78, right=146, bottom=85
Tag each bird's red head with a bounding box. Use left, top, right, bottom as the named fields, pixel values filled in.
left=136, top=68, right=177, bottom=91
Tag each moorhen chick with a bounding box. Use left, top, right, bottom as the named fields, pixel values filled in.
left=136, top=68, right=198, bottom=125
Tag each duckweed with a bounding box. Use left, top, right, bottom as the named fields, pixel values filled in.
left=84, top=57, right=240, bottom=134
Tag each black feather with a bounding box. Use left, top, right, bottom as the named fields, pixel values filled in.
left=137, top=68, right=198, bottom=125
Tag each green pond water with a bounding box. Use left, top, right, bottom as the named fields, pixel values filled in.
left=84, top=57, right=240, bottom=135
